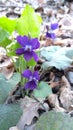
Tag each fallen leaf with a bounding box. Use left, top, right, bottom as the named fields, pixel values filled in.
left=24, top=124, right=36, bottom=130
left=0, top=46, right=14, bottom=79
left=54, top=39, right=73, bottom=47
left=25, top=0, right=45, bottom=8
left=0, top=55, right=14, bottom=79
left=59, top=15, right=73, bottom=28
left=48, top=94, right=66, bottom=112
left=17, top=96, right=41, bottom=130
left=60, top=75, right=71, bottom=91
left=59, top=76, right=73, bottom=110
left=50, top=81, right=60, bottom=88
left=9, top=126, right=19, bottom=130
left=0, top=63, right=14, bottom=79
left=59, top=88, right=73, bottom=110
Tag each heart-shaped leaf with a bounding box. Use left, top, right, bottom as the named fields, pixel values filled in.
left=36, top=111, right=73, bottom=130
left=16, top=4, right=42, bottom=37
left=40, top=46, right=61, bottom=61
left=0, top=28, right=9, bottom=43
left=0, top=17, right=16, bottom=33
left=0, top=73, right=21, bottom=103
left=40, top=46, right=73, bottom=70
left=33, top=81, right=52, bottom=98
left=42, top=55, right=72, bottom=70
left=0, top=103, right=22, bottom=130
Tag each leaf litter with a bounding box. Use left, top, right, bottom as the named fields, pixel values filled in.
left=0, top=0, right=73, bottom=130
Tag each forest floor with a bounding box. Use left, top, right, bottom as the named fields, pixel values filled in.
left=0, top=0, right=73, bottom=130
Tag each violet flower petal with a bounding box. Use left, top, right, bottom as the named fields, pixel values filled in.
left=24, top=51, right=33, bottom=61
left=50, top=33, right=56, bottom=39
left=32, top=51, right=39, bottom=62
left=22, top=69, right=32, bottom=79
left=17, top=36, right=28, bottom=47
left=16, top=48, right=24, bottom=55
left=46, top=32, right=56, bottom=39
left=31, top=38, right=40, bottom=49
left=25, top=81, right=37, bottom=90
left=51, top=23, right=58, bottom=30
left=46, top=32, right=51, bottom=38
left=33, top=71, right=40, bottom=80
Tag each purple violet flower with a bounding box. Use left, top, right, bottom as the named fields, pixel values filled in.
left=51, top=23, right=58, bottom=30
left=46, top=32, right=56, bottom=39
left=22, top=69, right=40, bottom=90
left=16, top=36, right=40, bottom=62
left=46, top=22, right=58, bottom=39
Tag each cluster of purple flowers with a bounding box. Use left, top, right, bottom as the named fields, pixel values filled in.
left=16, top=22, right=58, bottom=90
left=46, top=22, right=58, bottom=39
left=16, top=35, right=40, bottom=90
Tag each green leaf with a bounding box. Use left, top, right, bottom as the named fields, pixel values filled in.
left=0, top=72, right=21, bottom=104
left=0, top=17, right=16, bottom=33
left=42, top=55, right=72, bottom=70
left=7, top=41, right=21, bottom=56
left=33, top=81, right=52, bottom=98
left=40, top=46, right=73, bottom=70
left=36, top=111, right=73, bottom=130
left=42, top=61, right=51, bottom=70
left=0, top=38, right=12, bottom=48
left=64, top=47, right=73, bottom=58
left=27, top=58, right=36, bottom=66
left=0, top=103, right=22, bottom=130
left=16, top=4, right=42, bottom=37
left=0, top=28, right=10, bottom=44
left=40, top=46, right=61, bottom=61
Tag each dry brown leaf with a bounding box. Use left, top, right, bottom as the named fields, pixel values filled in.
left=68, top=105, right=73, bottom=112
left=48, top=94, right=66, bottom=112
left=50, top=81, right=60, bottom=88
left=67, top=71, right=73, bottom=85
left=0, top=47, right=14, bottom=79
left=17, top=96, right=41, bottom=130
left=61, top=75, right=71, bottom=90
left=54, top=39, right=73, bottom=47
left=53, top=104, right=66, bottom=112
left=48, top=94, right=59, bottom=108
left=0, top=47, right=11, bottom=68
left=45, top=39, right=54, bottom=46
left=59, top=76, right=73, bottom=110
left=9, top=126, right=19, bottom=130
left=35, top=6, right=44, bottom=13
left=0, top=56, right=12, bottom=67
left=24, top=124, right=36, bottom=130
left=0, top=64, right=14, bottom=79
left=0, top=55, right=14, bottom=79
left=59, top=88, right=73, bottom=110
left=37, top=0, right=44, bottom=4
left=25, top=0, right=45, bottom=8
left=59, top=15, right=73, bottom=27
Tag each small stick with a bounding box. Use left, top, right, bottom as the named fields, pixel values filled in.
left=31, top=94, right=47, bottom=111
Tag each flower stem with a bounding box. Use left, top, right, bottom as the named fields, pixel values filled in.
left=19, top=56, right=26, bottom=86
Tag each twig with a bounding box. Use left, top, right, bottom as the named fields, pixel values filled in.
left=31, top=94, right=47, bottom=112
